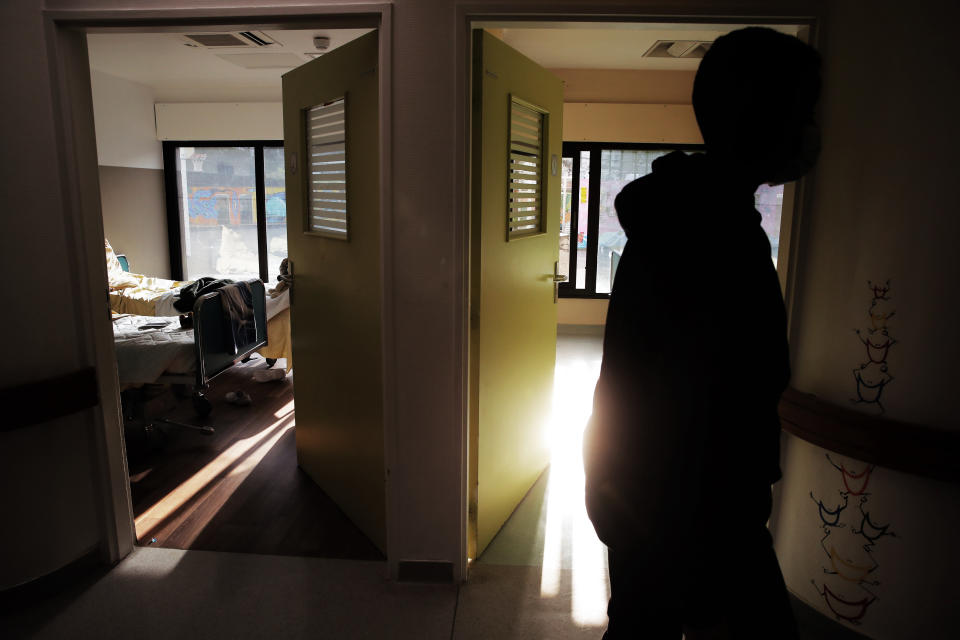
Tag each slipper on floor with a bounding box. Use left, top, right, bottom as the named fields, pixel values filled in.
left=225, top=391, right=252, bottom=406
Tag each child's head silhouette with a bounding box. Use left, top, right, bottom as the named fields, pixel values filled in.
left=693, top=27, right=822, bottom=187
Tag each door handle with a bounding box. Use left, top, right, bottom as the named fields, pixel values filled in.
left=552, top=261, right=566, bottom=303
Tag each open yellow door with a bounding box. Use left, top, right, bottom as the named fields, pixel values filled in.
left=282, top=31, right=385, bottom=552
left=470, top=30, right=564, bottom=557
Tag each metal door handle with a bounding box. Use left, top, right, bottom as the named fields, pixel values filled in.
left=552, top=261, right=566, bottom=303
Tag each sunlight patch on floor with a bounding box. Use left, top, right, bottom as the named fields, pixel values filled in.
left=274, top=399, right=295, bottom=419
left=540, top=339, right=610, bottom=625
left=135, top=413, right=295, bottom=542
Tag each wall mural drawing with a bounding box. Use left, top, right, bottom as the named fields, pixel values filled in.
left=852, top=280, right=897, bottom=414
left=810, top=285, right=900, bottom=626
left=810, top=490, right=849, bottom=527
left=852, top=496, right=898, bottom=549
left=811, top=453, right=898, bottom=626
left=815, top=583, right=878, bottom=625
left=826, top=454, right=875, bottom=496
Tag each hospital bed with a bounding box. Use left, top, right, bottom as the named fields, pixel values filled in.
left=113, top=279, right=268, bottom=428
left=106, top=240, right=282, bottom=431
left=106, top=239, right=293, bottom=373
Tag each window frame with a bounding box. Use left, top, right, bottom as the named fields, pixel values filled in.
left=559, top=141, right=705, bottom=299
left=162, top=139, right=284, bottom=282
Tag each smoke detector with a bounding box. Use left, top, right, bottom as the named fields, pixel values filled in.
left=313, top=36, right=331, bottom=51
left=643, top=40, right=712, bottom=59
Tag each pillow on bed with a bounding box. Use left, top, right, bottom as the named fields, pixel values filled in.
left=105, top=239, right=139, bottom=289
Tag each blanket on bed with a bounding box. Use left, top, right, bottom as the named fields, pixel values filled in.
left=109, top=274, right=188, bottom=316
left=107, top=238, right=188, bottom=315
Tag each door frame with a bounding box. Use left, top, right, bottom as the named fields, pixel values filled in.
left=44, top=3, right=394, bottom=570
left=456, top=3, right=821, bottom=577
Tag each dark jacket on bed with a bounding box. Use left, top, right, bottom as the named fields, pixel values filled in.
left=582, top=151, right=790, bottom=551
left=173, top=277, right=235, bottom=313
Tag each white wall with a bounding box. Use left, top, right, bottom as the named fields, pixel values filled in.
left=771, top=1, right=960, bottom=637
left=155, top=102, right=282, bottom=140
left=563, top=103, right=701, bottom=144
left=99, top=165, right=170, bottom=277
left=90, top=69, right=162, bottom=169
left=89, top=70, right=169, bottom=276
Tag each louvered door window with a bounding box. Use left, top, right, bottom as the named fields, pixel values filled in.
left=307, top=98, right=348, bottom=239
left=508, top=98, right=546, bottom=240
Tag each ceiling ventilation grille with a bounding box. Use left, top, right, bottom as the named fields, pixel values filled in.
left=237, top=32, right=273, bottom=46
left=643, top=40, right=712, bottom=59
left=182, top=31, right=278, bottom=48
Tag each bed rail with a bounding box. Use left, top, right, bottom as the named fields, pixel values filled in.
left=192, top=279, right=268, bottom=391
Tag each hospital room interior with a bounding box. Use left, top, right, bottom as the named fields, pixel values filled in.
left=93, top=27, right=388, bottom=560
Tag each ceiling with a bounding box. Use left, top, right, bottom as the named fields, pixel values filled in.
left=86, top=22, right=802, bottom=102
left=494, top=22, right=802, bottom=70
left=87, top=29, right=373, bottom=102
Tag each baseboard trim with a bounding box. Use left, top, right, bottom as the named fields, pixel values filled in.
left=557, top=323, right=605, bottom=336
left=397, top=560, right=455, bottom=583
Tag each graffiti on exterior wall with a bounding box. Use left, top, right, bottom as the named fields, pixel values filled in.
left=186, top=186, right=286, bottom=227
left=187, top=186, right=255, bottom=226
left=852, top=280, right=897, bottom=414
left=811, top=454, right=898, bottom=626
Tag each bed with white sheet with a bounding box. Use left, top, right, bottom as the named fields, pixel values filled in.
left=105, top=239, right=292, bottom=371
left=112, top=279, right=269, bottom=417
left=112, top=314, right=196, bottom=385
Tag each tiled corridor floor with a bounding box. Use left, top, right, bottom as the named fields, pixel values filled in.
left=468, top=332, right=610, bottom=636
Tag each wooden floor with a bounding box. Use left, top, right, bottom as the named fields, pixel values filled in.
left=123, top=357, right=383, bottom=561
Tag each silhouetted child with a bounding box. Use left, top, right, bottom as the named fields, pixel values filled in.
left=583, top=27, right=821, bottom=639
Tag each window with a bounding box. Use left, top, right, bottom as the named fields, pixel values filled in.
left=558, top=142, right=785, bottom=298
left=163, top=141, right=287, bottom=284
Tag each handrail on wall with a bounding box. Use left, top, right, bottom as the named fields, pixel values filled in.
left=778, top=387, right=960, bottom=484
left=0, top=367, right=98, bottom=432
